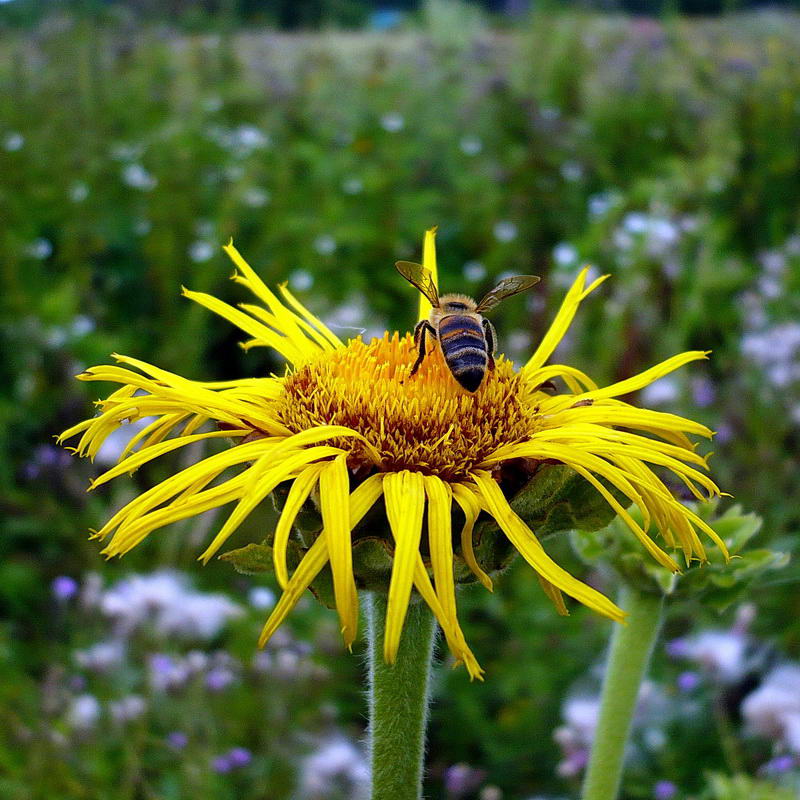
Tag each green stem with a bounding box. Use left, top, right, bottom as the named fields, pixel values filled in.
left=581, top=585, right=664, bottom=800
left=364, top=592, right=437, bottom=800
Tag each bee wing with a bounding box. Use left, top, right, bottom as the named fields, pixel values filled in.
left=395, top=261, right=440, bottom=308
left=475, top=275, right=541, bottom=313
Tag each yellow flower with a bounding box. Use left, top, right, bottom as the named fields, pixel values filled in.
left=60, top=229, right=727, bottom=681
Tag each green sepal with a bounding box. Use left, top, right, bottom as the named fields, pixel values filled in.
left=571, top=499, right=789, bottom=608
left=220, top=539, right=304, bottom=576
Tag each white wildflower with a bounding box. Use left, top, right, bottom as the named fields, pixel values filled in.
left=298, top=737, right=370, bottom=799
left=493, top=221, right=518, bottom=243
left=379, top=112, right=404, bottom=133
left=188, top=241, right=215, bottom=263
left=4, top=131, right=24, bottom=151
left=66, top=694, right=101, bottom=731
left=122, top=163, right=157, bottom=191
left=742, top=664, right=800, bottom=753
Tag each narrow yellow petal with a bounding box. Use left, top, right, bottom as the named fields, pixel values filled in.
left=273, top=464, right=326, bottom=589
left=451, top=483, right=493, bottom=591
left=524, top=364, right=599, bottom=393
left=198, top=445, right=345, bottom=564
left=319, top=454, right=359, bottom=648
left=95, top=439, right=279, bottom=543
left=471, top=471, right=625, bottom=622
left=538, top=575, right=569, bottom=616
left=412, top=555, right=484, bottom=681
left=89, top=428, right=249, bottom=490
left=567, top=462, right=680, bottom=571
left=418, top=226, right=439, bottom=322
left=424, top=475, right=458, bottom=631
left=182, top=287, right=306, bottom=365
left=575, top=351, right=710, bottom=403
left=544, top=403, right=713, bottom=439
left=258, top=534, right=330, bottom=647
left=383, top=471, right=426, bottom=664
left=267, top=473, right=385, bottom=646
left=524, top=268, right=609, bottom=373
left=277, top=283, right=344, bottom=350
left=123, top=413, right=189, bottom=460
left=102, top=473, right=249, bottom=557
left=224, top=241, right=328, bottom=351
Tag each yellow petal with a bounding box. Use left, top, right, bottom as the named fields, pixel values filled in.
left=89, top=428, right=249, bottom=490
left=524, top=364, right=599, bottom=394
left=537, top=575, right=569, bottom=616
left=258, top=534, right=330, bottom=647
left=451, top=483, right=493, bottom=591
left=412, top=555, right=484, bottom=681
left=424, top=475, right=457, bottom=631
left=319, top=454, right=359, bottom=648
left=383, top=471, right=426, bottom=664
left=418, top=226, right=439, bottom=322
left=273, top=463, right=326, bottom=589
left=524, top=268, right=609, bottom=373
left=198, top=445, right=345, bottom=564
left=576, top=351, right=709, bottom=403
left=277, top=283, right=343, bottom=350
left=471, top=471, right=625, bottom=622
left=182, top=287, right=306, bottom=366
left=265, top=473, right=386, bottom=647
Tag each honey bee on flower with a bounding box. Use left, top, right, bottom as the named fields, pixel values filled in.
left=60, top=228, right=727, bottom=680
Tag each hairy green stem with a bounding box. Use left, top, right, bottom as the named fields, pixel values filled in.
left=364, top=593, right=437, bottom=800
left=581, top=585, right=664, bottom=800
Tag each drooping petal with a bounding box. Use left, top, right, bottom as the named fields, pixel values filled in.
left=259, top=473, right=386, bottom=648
left=537, top=575, right=569, bottom=616
left=424, top=475, right=458, bottom=634
left=273, top=463, right=326, bottom=589
left=319, top=454, right=359, bottom=648
left=471, top=471, right=625, bottom=622
left=383, top=470, right=427, bottom=664
left=259, top=534, right=330, bottom=647
left=412, top=555, right=484, bottom=681
left=451, top=483, right=493, bottom=591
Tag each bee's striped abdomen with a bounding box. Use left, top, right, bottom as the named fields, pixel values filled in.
left=439, top=315, right=487, bottom=392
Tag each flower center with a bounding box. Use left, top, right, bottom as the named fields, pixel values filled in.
left=273, top=333, right=539, bottom=481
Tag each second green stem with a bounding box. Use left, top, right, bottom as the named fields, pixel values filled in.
left=581, top=584, right=664, bottom=800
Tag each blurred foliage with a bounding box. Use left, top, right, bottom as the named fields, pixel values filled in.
left=703, top=773, right=800, bottom=799
left=3, top=6, right=800, bottom=799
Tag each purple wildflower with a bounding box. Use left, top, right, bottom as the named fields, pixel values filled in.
left=167, top=731, right=188, bottom=750
left=212, top=754, right=232, bottom=774
left=654, top=780, right=677, bottom=800
left=227, top=747, right=252, bottom=768
left=677, top=671, right=701, bottom=692
left=52, top=575, right=79, bottom=602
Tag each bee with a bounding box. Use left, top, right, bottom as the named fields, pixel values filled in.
left=395, top=260, right=540, bottom=392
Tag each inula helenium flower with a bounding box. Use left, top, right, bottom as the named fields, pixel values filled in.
left=61, top=229, right=726, bottom=679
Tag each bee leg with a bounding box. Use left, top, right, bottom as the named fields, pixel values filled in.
left=482, top=318, right=497, bottom=371
left=410, top=321, right=436, bottom=377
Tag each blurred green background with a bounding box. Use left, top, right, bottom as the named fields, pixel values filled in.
left=2, top=1, right=800, bottom=798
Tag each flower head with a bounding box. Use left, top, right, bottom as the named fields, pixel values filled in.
left=60, top=229, right=726, bottom=680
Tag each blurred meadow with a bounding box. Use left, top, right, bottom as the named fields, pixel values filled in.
left=2, top=1, right=800, bottom=798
